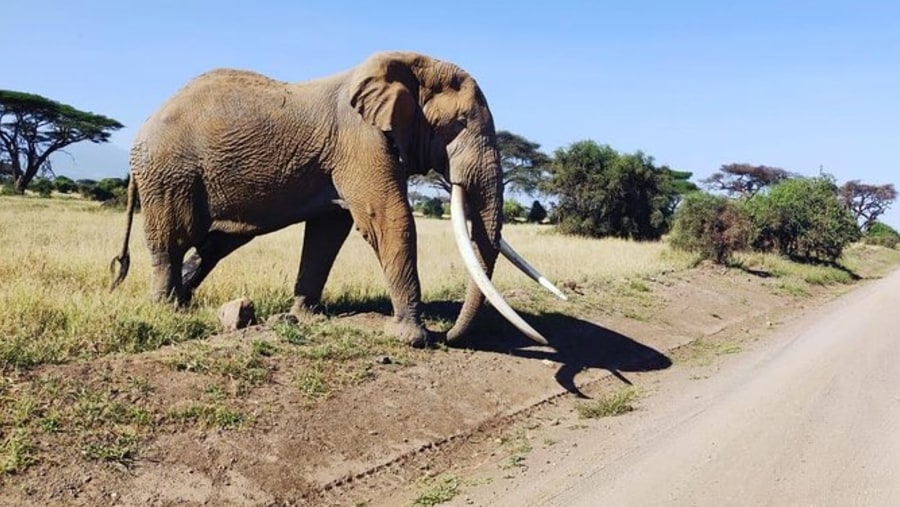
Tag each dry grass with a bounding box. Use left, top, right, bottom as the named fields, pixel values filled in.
left=0, top=195, right=694, bottom=370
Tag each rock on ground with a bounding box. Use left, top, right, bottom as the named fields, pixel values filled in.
left=217, top=297, right=256, bottom=332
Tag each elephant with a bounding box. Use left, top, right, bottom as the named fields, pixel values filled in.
left=110, top=51, right=566, bottom=346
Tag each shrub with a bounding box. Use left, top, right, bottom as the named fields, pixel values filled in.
left=53, top=176, right=78, bottom=194
left=30, top=178, right=54, bottom=198
left=503, top=199, right=525, bottom=223
left=79, top=177, right=128, bottom=202
left=421, top=197, right=445, bottom=218
left=526, top=200, right=547, bottom=223
left=864, top=222, right=900, bottom=249
left=670, top=192, right=752, bottom=264
left=745, top=176, right=860, bottom=262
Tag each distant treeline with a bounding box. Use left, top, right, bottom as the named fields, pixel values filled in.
left=1, top=174, right=132, bottom=206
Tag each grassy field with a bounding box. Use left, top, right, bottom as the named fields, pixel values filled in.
left=2, top=194, right=900, bottom=484
left=0, top=195, right=695, bottom=370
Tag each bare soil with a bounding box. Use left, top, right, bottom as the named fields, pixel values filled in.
left=0, top=262, right=878, bottom=506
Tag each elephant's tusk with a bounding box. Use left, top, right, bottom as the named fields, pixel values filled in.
left=499, top=239, right=568, bottom=301
left=450, top=185, right=549, bottom=345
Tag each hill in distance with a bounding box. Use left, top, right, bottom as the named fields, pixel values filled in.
left=49, top=141, right=129, bottom=181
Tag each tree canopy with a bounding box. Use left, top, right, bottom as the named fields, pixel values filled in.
left=496, top=130, right=551, bottom=195
left=838, top=180, right=897, bottom=233
left=544, top=140, right=677, bottom=240
left=0, top=90, right=123, bottom=193
left=745, top=175, right=859, bottom=262
left=703, top=163, right=791, bottom=198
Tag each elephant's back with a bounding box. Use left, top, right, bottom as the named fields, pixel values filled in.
left=136, top=69, right=292, bottom=145
left=131, top=68, right=328, bottom=175
left=130, top=68, right=339, bottom=234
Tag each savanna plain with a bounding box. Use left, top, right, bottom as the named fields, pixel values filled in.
left=2, top=195, right=899, bottom=506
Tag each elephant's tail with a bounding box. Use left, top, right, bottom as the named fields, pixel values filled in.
left=110, top=175, right=137, bottom=291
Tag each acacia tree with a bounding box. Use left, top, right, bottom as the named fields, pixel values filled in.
left=496, top=130, right=551, bottom=195
left=410, top=129, right=550, bottom=195
left=0, top=90, right=123, bottom=193
left=838, top=180, right=897, bottom=232
left=703, top=163, right=791, bottom=198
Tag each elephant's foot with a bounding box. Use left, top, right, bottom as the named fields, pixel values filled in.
left=384, top=318, right=431, bottom=348
left=289, top=297, right=323, bottom=323
left=152, top=288, right=190, bottom=309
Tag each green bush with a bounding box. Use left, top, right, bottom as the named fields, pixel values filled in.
left=864, top=222, right=900, bottom=249
left=526, top=200, right=548, bottom=223
left=421, top=197, right=445, bottom=218
left=670, top=192, right=752, bottom=264
left=53, top=176, right=78, bottom=194
left=503, top=199, right=525, bottom=223
left=77, top=177, right=129, bottom=203
left=745, top=176, right=860, bottom=262
left=30, top=178, right=54, bottom=198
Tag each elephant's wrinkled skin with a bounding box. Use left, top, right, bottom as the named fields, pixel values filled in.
left=111, top=51, right=551, bottom=346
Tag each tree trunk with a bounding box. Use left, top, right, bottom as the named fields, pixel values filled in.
left=13, top=175, right=27, bottom=194
left=12, top=159, right=40, bottom=194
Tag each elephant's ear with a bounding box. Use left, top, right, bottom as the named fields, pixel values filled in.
left=350, top=58, right=433, bottom=175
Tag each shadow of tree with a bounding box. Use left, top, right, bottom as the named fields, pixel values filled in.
left=731, top=256, right=862, bottom=281
left=734, top=266, right=774, bottom=278
left=789, top=257, right=862, bottom=281
left=423, top=301, right=672, bottom=398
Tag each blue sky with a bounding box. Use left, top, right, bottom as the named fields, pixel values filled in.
left=4, top=1, right=899, bottom=226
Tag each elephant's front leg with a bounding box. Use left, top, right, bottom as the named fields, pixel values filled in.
left=334, top=172, right=429, bottom=346
left=291, top=210, right=354, bottom=319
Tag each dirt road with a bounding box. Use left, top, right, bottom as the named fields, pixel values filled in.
left=467, top=269, right=900, bottom=506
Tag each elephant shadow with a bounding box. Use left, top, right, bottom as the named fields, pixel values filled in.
left=320, top=297, right=672, bottom=397
left=424, top=302, right=673, bottom=398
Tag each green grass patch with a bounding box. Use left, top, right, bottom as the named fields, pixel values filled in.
left=1, top=428, right=34, bottom=474
left=274, top=321, right=309, bottom=345
left=168, top=404, right=245, bottom=429
left=169, top=342, right=273, bottom=386
left=627, top=279, right=651, bottom=292
left=167, top=383, right=246, bottom=429
left=576, top=387, right=640, bottom=419
left=775, top=282, right=811, bottom=298
left=294, top=367, right=329, bottom=399
left=81, top=432, right=138, bottom=465
left=413, top=474, right=462, bottom=506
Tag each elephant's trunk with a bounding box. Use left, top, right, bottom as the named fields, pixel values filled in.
left=445, top=159, right=500, bottom=343
left=446, top=141, right=548, bottom=345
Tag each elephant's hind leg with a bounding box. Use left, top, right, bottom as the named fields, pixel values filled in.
left=291, top=210, right=353, bottom=318
left=141, top=172, right=211, bottom=307
left=182, top=231, right=254, bottom=302
left=149, top=246, right=187, bottom=306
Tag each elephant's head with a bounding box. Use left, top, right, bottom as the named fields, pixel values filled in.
left=349, top=52, right=564, bottom=344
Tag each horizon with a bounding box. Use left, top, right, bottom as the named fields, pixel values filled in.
left=3, top=1, right=898, bottom=227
